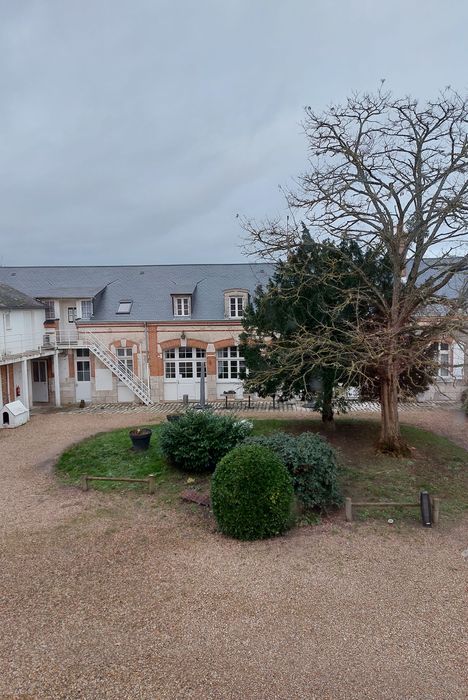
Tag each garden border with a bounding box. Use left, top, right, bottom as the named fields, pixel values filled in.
left=80, top=474, right=156, bottom=494
left=344, top=495, right=440, bottom=524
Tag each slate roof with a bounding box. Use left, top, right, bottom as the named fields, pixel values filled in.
left=0, top=264, right=274, bottom=322
left=0, top=281, right=45, bottom=311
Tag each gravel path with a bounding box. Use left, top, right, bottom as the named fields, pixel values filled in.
left=0, top=410, right=467, bottom=699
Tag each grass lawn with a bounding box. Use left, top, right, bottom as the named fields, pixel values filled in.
left=56, top=418, right=468, bottom=524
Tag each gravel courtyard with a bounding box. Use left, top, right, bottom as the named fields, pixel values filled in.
left=0, top=409, right=466, bottom=700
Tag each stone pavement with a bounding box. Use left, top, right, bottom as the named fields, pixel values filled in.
left=44, top=397, right=461, bottom=416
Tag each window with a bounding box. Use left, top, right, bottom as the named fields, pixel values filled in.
left=80, top=300, right=93, bottom=319
left=229, top=296, right=244, bottom=318
left=164, top=347, right=206, bottom=380
left=432, top=342, right=451, bottom=378
left=5, top=312, right=11, bottom=330
left=116, top=347, right=133, bottom=375
left=437, top=342, right=450, bottom=378
left=173, top=296, right=191, bottom=317
left=217, top=346, right=245, bottom=379
left=76, top=349, right=90, bottom=382
left=76, top=361, right=90, bottom=382
left=117, top=300, right=133, bottom=314
left=33, top=361, right=47, bottom=383
left=224, top=289, right=248, bottom=319
left=68, top=307, right=77, bottom=323
left=179, top=361, right=193, bottom=378
left=43, top=299, right=55, bottom=320
left=165, top=362, right=176, bottom=379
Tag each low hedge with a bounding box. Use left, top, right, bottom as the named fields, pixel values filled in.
left=211, top=444, right=294, bottom=540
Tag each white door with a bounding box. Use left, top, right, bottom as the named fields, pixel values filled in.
left=76, top=349, right=92, bottom=401
left=32, top=360, right=49, bottom=402
left=116, top=347, right=136, bottom=402
left=163, top=347, right=205, bottom=401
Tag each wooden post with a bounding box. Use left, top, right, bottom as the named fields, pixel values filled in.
left=80, top=475, right=88, bottom=491
left=431, top=497, right=440, bottom=526
left=147, top=474, right=156, bottom=495
left=345, top=497, right=353, bottom=522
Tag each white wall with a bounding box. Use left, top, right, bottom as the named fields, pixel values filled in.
left=0, top=309, right=45, bottom=356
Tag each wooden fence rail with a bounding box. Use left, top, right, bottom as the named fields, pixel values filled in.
left=345, top=496, right=440, bottom=525
left=80, top=474, right=156, bottom=494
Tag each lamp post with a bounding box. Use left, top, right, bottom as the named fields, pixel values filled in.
left=199, top=359, right=206, bottom=408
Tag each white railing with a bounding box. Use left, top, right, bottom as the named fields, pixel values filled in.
left=0, top=331, right=47, bottom=358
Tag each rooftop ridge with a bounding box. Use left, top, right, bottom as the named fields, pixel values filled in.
left=0, top=261, right=268, bottom=269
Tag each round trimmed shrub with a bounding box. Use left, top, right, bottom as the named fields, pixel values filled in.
left=211, top=444, right=294, bottom=540
left=246, top=431, right=342, bottom=511
left=159, top=409, right=252, bottom=473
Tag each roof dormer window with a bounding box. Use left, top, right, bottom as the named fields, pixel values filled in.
left=117, top=300, right=133, bottom=314
left=173, top=296, right=191, bottom=317
left=224, top=289, right=248, bottom=319
left=230, top=296, right=244, bottom=318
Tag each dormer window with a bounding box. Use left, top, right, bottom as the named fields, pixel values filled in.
left=224, top=289, right=248, bottom=319
left=173, top=296, right=191, bottom=317
left=117, top=300, right=133, bottom=314
left=230, top=296, right=244, bottom=318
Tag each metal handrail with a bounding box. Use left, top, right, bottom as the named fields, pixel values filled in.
left=50, top=329, right=152, bottom=403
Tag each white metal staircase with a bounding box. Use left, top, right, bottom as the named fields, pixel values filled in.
left=54, top=331, right=153, bottom=405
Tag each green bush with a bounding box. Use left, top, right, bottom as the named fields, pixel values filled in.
left=246, top=431, right=342, bottom=511
left=159, top=410, right=252, bottom=473
left=211, top=444, right=294, bottom=540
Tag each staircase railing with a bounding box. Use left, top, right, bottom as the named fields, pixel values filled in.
left=53, top=330, right=153, bottom=405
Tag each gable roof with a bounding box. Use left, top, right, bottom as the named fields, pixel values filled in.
left=0, top=281, right=45, bottom=311
left=0, top=264, right=274, bottom=322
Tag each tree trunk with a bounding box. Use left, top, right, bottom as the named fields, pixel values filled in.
left=377, top=367, right=410, bottom=456
left=321, top=368, right=335, bottom=429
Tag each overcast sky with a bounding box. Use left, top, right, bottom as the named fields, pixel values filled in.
left=0, top=0, right=467, bottom=266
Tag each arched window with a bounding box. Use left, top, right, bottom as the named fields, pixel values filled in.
left=164, top=347, right=206, bottom=379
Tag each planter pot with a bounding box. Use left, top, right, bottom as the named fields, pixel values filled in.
left=167, top=414, right=182, bottom=423
left=129, top=428, right=152, bottom=451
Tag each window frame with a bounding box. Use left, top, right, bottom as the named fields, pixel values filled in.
left=80, top=300, right=93, bottom=320
left=116, top=347, right=134, bottom=375
left=43, top=299, right=56, bottom=321
left=76, top=349, right=90, bottom=382
left=116, top=300, right=133, bottom=314
left=173, top=296, right=191, bottom=317
left=216, top=346, right=245, bottom=380
left=163, top=346, right=206, bottom=380
left=229, top=296, right=244, bottom=318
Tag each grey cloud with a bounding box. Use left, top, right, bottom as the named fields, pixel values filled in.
left=0, top=0, right=467, bottom=265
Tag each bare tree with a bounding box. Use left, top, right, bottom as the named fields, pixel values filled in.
left=244, top=88, right=468, bottom=455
